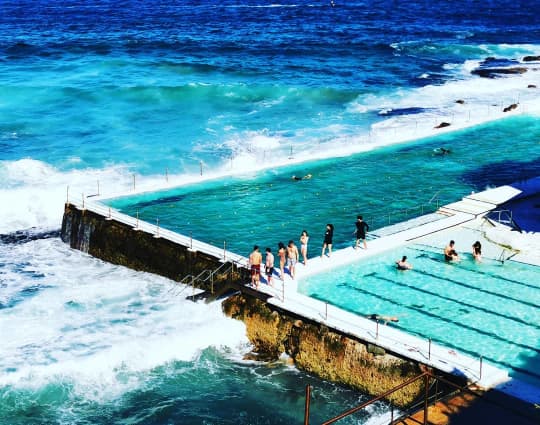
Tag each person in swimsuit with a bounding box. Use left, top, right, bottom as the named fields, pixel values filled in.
left=354, top=215, right=369, bottom=250
left=300, top=230, right=309, bottom=265
left=472, top=241, right=482, bottom=262
left=277, top=242, right=287, bottom=280
left=396, top=255, right=412, bottom=270
left=286, top=240, right=299, bottom=279
left=249, top=245, right=262, bottom=289
left=366, top=314, right=399, bottom=325
left=444, top=240, right=459, bottom=262
left=265, top=247, right=275, bottom=286
left=321, top=224, right=334, bottom=258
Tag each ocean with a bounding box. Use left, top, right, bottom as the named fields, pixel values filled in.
left=1, top=1, right=539, bottom=423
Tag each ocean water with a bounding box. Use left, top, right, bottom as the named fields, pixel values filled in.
left=1, top=0, right=540, bottom=423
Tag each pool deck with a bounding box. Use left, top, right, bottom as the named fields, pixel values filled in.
left=247, top=183, right=540, bottom=395
left=82, top=181, right=539, bottom=399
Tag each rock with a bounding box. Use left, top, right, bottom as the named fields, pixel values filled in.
left=503, top=103, right=518, bottom=112
left=523, top=55, right=540, bottom=62
left=367, top=344, right=386, bottom=356
left=434, top=122, right=451, bottom=129
left=455, top=99, right=465, bottom=104
left=471, top=67, right=527, bottom=78
left=528, top=84, right=537, bottom=88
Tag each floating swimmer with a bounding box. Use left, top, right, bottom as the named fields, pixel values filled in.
left=292, top=174, right=312, bottom=181
left=433, top=147, right=451, bottom=155
left=366, top=314, right=399, bottom=325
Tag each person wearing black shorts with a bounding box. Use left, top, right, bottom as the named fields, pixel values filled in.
left=355, top=215, right=369, bottom=250
left=321, top=223, right=334, bottom=258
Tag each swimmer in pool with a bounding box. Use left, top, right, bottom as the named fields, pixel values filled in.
left=396, top=255, right=412, bottom=270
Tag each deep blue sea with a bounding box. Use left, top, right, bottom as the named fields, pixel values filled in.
left=1, top=1, right=540, bottom=423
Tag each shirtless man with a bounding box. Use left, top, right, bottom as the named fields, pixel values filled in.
left=396, top=255, right=412, bottom=270
left=265, top=247, right=275, bottom=287
left=277, top=242, right=287, bottom=280
left=444, top=240, right=459, bottom=262
left=286, top=240, right=299, bottom=280
left=249, top=245, right=262, bottom=289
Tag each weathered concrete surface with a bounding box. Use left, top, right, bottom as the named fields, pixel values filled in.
left=61, top=203, right=247, bottom=287
left=222, top=293, right=438, bottom=407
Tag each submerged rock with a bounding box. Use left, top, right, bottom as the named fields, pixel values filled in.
left=471, top=67, right=527, bottom=78
left=523, top=55, right=540, bottom=62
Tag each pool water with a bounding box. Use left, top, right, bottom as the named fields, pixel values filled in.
left=299, top=244, right=540, bottom=386
left=106, top=116, right=540, bottom=257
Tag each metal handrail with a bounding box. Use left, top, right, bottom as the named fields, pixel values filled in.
left=486, top=209, right=522, bottom=233
left=306, top=371, right=480, bottom=425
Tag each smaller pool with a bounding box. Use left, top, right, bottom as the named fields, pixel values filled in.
left=299, top=244, right=540, bottom=386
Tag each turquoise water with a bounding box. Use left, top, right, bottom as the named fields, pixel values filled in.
left=2, top=0, right=540, bottom=422
left=299, top=244, right=540, bottom=387
left=108, top=116, right=540, bottom=256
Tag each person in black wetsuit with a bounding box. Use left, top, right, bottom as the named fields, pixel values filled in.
left=321, top=223, right=334, bottom=258
left=354, top=215, right=369, bottom=250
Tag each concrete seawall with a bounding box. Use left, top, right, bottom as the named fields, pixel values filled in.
left=61, top=202, right=248, bottom=289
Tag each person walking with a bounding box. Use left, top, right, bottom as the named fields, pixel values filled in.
left=321, top=224, right=334, bottom=258
left=300, top=230, right=309, bottom=265
left=354, top=215, right=369, bottom=250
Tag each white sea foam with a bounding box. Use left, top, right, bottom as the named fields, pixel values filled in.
left=3, top=50, right=540, bottom=236
left=0, top=238, right=249, bottom=401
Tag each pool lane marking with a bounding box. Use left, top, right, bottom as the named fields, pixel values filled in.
left=370, top=272, right=540, bottom=333
left=311, top=287, right=540, bottom=382
left=410, top=245, right=540, bottom=291
left=409, top=258, right=540, bottom=311
left=332, top=281, right=540, bottom=355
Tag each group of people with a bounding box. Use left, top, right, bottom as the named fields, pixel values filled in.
left=444, top=239, right=482, bottom=263
left=248, top=216, right=371, bottom=288
left=394, top=239, right=483, bottom=273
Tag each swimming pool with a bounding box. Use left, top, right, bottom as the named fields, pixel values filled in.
left=105, top=116, right=540, bottom=257
left=298, top=244, right=540, bottom=387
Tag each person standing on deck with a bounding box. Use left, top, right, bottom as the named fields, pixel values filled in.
left=277, top=242, right=287, bottom=280
left=287, top=240, right=299, bottom=279
left=354, top=215, right=369, bottom=250
left=249, top=245, right=262, bottom=289
left=300, top=230, right=309, bottom=265
left=321, top=223, right=334, bottom=258
left=265, top=247, right=275, bottom=287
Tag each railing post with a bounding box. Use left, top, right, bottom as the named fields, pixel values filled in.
left=200, top=160, right=203, bottom=176
left=223, top=241, right=226, bottom=260
left=304, top=385, right=311, bottom=425
left=82, top=193, right=85, bottom=210
left=424, top=373, right=430, bottom=425
left=97, top=180, right=100, bottom=196
left=390, top=403, right=394, bottom=425
left=325, top=302, right=328, bottom=320
left=136, top=210, right=139, bottom=229
left=66, top=185, right=69, bottom=203
left=428, top=338, right=431, bottom=360
left=479, top=355, right=483, bottom=380
left=376, top=320, right=379, bottom=339
left=133, top=174, right=136, bottom=191
left=155, top=218, right=160, bottom=238
left=282, top=279, right=285, bottom=303
left=190, top=231, right=193, bottom=250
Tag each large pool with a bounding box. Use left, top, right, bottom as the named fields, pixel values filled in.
left=299, top=244, right=540, bottom=387
left=105, top=116, right=540, bottom=256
